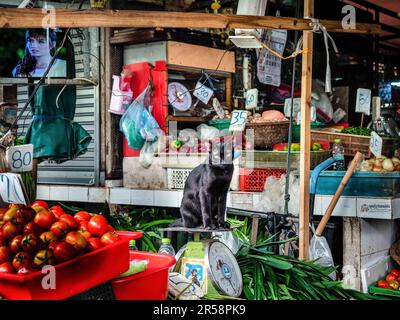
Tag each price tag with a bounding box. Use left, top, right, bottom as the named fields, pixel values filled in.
left=333, top=108, right=347, bottom=123
left=6, top=144, right=33, bottom=173
left=0, top=173, right=29, bottom=205
left=245, top=89, right=258, bottom=110
left=356, top=88, right=371, bottom=115
left=229, top=110, right=248, bottom=132
left=284, top=98, right=301, bottom=118
left=370, top=131, right=383, bottom=158
left=193, top=81, right=213, bottom=105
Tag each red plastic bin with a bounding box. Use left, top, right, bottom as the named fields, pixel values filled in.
left=111, top=251, right=175, bottom=300
left=0, top=231, right=142, bottom=300
left=239, top=168, right=286, bottom=192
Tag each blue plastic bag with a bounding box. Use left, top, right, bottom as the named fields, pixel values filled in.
left=120, top=84, right=161, bottom=150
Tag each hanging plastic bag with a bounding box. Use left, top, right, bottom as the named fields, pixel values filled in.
left=312, top=79, right=333, bottom=123
left=109, top=75, right=133, bottom=115
left=120, top=84, right=161, bottom=150
left=309, top=225, right=336, bottom=280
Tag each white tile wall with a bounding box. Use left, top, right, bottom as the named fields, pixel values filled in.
left=109, top=188, right=131, bottom=204
left=68, top=187, right=89, bottom=202
left=131, top=189, right=154, bottom=206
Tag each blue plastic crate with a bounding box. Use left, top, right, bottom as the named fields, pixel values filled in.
left=315, top=171, right=400, bottom=197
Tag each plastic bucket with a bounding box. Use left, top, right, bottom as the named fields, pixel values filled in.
left=111, top=251, right=175, bottom=300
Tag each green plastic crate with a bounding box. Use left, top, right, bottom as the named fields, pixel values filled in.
left=208, top=119, right=231, bottom=131
left=368, top=280, right=400, bottom=298
left=292, top=122, right=326, bottom=142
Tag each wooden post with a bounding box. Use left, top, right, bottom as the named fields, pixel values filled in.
left=299, top=0, right=314, bottom=260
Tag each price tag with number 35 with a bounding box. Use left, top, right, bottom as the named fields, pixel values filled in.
left=6, top=144, right=34, bottom=173
left=229, top=111, right=248, bottom=132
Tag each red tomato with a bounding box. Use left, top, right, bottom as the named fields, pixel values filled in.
left=78, top=229, right=91, bottom=241
left=107, top=225, right=115, bottom=232
left=50, top=221, right=70, bottom=237
left=79, top=221, right=89, bottom=231
left=390, top=268, right=400, bottom=277
left=34, top=249, right=55, bottom=267
left=0, top=207, right=8, bottom=220
left=386, top=273, right=397, bottom=283
left=49, top=205, right=65, bottom=219
left=88, top=215, right=109, bottom=237
left=58, top=214, right=79, bottom=230
left=2, top=221, right=21, bottom=240
left=0, top=262, right=15, bottom=274
left=0, top=246, right=11, bottom=264
left=21, top=233, right=43, bottom=254
left=100, top=232, right=120, bottom=246
left=34, top=211, right=56, bottom=230
left=65, top=231, right=87, bottom=251
left=53, top=242, right=76, bottom=262
left=377, top=279, right=391, bottom=289
left=0, top=235, right=7, bottom=246
left=9, top=235, right=23, bottom=254
left=12, top=251, right=33, bottom=270
left=3, top=206, right=19, bottom=223
left=48, top=241, right=58, bottom=252
left=73, top=211, right=91, bottom=223
left=31, top=200, right=49, bottom=210
left=23, top=222, right=43, bottom=237
left=87, top=237, right=104, bottom=251
left=15, top=207, right=36, bottom=224
left=40, top=231, right=58, bottom=245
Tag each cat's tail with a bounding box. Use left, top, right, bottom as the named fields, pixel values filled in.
left=170, top=218, right=184, bottom=227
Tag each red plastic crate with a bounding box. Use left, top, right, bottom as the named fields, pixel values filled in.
left=0, top=231, right=142, bottom=300
left=239, top=168, right=286, bottom=192
left=111, top=251, right=175, bottom=300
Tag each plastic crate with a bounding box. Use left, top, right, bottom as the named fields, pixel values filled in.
left=239, top=168, right=286, bottom=192
left=0, top=231, right=142, bottom=300
left=70, top=281, right=115, bottom=300
left=208, top=119, right=231, bottom=131
left=167, top=168, right=192, bottom=189
left=368, top=279, right=400, bottom=298
left=111, top=251, right=175, bottom=300
left=315, top=171, right=400, bottom=197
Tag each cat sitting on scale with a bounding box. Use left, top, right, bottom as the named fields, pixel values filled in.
left=170, top=135, right=238, bottom=230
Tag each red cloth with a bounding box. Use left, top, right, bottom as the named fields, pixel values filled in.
left=122, top=61, right=168, bottom=157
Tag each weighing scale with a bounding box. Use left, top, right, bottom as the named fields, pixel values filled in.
left=167, top=82, right=192, bottom=112
left=159, top=227, right=243, bottom=298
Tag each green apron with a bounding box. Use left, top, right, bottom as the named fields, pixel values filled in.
left=24, top=84, right=92, bottom=163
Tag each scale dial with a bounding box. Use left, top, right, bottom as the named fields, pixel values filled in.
left=205, top=241, right=243, bottom=297
left=168, top=82, right=192, bottom=111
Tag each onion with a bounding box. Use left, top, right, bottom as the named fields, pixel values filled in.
left=392, top=157, right=400, bottom=164
left=382, top=159, right=394, bottom=172
left=374, top=159, right=383, bottom=168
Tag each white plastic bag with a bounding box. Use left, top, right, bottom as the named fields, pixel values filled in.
left=309, top=228, right=336, bottom=280
left=109, top=75, right=133, bottom=115
left=312, top=79, right=333, bottom=123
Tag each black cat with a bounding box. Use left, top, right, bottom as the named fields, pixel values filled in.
left=170, top=137, right=235, bottom=230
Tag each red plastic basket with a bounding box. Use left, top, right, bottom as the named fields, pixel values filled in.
left=111, top=251, right=175, bottom=300
left=0, top=231, right=142, bottom=300
left=239, top=168, right=286, bottom=192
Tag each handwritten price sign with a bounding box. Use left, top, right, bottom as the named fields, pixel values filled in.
left=370, top=131, right=383, bottom=158
left=6, top=144, right=33, bottom=173
left=356, top=88, right=371, bottom=116
left=193, top=81, right=213, bottom=105
left=0, top=173, right=29, bottom=205
left=229, top=110, right=248, bottom=132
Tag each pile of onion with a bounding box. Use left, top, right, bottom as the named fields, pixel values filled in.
left=358, top=156, right=400, bottom=172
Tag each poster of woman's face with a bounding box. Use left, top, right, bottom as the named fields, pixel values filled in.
left=12, top=29, right=67, bottom=78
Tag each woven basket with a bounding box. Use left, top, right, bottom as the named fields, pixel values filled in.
left=311, top=130, right=398, bottom=158
left=246, top=121, right=289, bottom=148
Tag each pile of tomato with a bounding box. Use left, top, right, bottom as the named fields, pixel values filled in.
left=0, top=200, right=119, bottom=275
left=377, top=268, right=400, bottom=290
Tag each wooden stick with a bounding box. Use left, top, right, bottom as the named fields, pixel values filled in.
left=315, top=152, right=363, bottom=236
left=0, top=8, right=380, bottom=33
left=360, top=112, right=364, bottom=128
left=299, top=0, right=314, bottom=260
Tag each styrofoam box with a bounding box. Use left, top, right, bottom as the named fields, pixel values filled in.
left=356, top=197, right=400, bottom=219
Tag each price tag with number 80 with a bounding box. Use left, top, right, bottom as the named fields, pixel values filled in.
left=6, top=144, right=34, bottom=173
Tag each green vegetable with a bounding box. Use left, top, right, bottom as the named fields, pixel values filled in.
left=341, top=126, right=372, bottom=136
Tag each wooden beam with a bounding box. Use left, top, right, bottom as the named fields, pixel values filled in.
left=299, top=0, right=314, bottom=260
left=0, top=8, right=380, bottom=34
